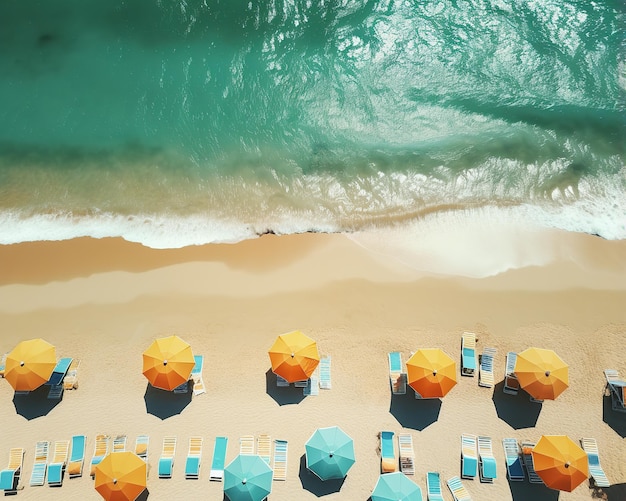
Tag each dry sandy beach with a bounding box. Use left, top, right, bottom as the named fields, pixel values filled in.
left=0, top=229, right=625, bottom=500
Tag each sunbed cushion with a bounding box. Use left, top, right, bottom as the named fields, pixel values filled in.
left=462, top=348, right=476, bottom=369
left=159, top=458, right=173, bottom=476
left=48, top=463, right=63, bottom=484
left=462, top=456, right=477, bottom=477
left=186, top=457, right=200, bottom=472
left=0, top=470, right=16, bottom=490
left=67, top=462, right=82, bottom=476
left=482, top=457, right=497, bottom=479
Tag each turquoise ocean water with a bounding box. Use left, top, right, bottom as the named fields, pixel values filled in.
left=0, top=0, right=624, bottom=248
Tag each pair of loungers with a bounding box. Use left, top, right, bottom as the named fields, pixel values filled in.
left=379, top=431, right=415, bottom=476
left=459, top=434, right=496, bottom=483
left=426, top=471, right=473, bottom=501
left=277, top=356, right=332, bottom=395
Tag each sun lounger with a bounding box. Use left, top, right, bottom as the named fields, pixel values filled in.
left=63, top=359, right=80, bottom=390
left=191, top=355, right=206, bottom=396
left=478, top=347, right=497, bottom=388
left=398, top=433, right=415, bottom=475
left=158, top=437, right=177, bottom=478
left=461, top=434, right=478, bottom=479
left=520, top=441, right=543, bottom=483
left=29, top=441, right=50, bottom=486
left=380, top=431, right=397, bottom=473
left=303, top=367, right=319, bottom=396
left=173, top=381, right=189, bottom=393
left=461, top=332, right=477, bottom=376
left=113, top=435, right=127, bottom=453
left=272, top=439, right=288, bottom=481
left=502, top=438, right=524, bottom=481
left=185, top=437, right=203, bottom=479
left=294, top=379, right=308, bottom=388
left=48, top=440, right=70, bottom=486
left=580, top=438, right=610, bottom=487
left=426, top=471, right=444, bottom=501
left=47, top=357, right=73, bottom=386
left=0, top=448, right=24, bottom=494
left=209, top=436, right=228, bottom=482
left=135, top=435, right=149, bottom=462
left=68, top=435, right=86, bottom=478
left=239, top=435, right=255, bottom=455
left=0, top=353, right=6, bottom=378
left=319, top=356, right=332, bottom=389
left=503, top=352, right=520, bottom=395
left=604, top=369, right=626, bottom=412
left=276, top=375, right=290, bottom=386
left=90, top=434, right=110, bottom=477
left=447, top=475, right=472, bottom=501
left=388, top=352, right=407, bottom=395
left=257, top=434, right=271, bottom=465
left=477, top=436, right=497, bottom=483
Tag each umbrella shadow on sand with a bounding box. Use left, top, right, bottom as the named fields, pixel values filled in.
left=136, top=489, right=149, bottom=500
left=602, top=395, right=626, bottom=438
left=13, top=385, right=63, bottom=420
left=595, top=481, right=626, bottom=501
left=143, top=383, right=193, bottom=420
left=507, top=480, right=559, bottom=501
left=492, top=381, right=541, bottom=429
left=265, top=369, right=306, bottom=406
left=389, top=391, right=441, bottom=431
left=298, top=454, right=346, bottom=497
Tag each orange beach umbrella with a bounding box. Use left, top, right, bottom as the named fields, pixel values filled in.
left=515, top=347, right=568, bottom=400
left=142, top=335, right=195, bottom=391
left=95, top=451, right=147, bottom=501
left=406, top=349, right=457, bottom=398
left=268, top=331, right=320, bottom=383
left=531, top=435, right=588, bottom=492
left=4, top=338, right=56, bottom=391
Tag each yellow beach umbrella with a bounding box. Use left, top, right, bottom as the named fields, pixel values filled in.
left=515, top=347, right=568, bottom=400
left=4, top=338, right=56, bottom=391
left=142, top=335, right=195, bottom=391
left=406, top=349, right=457, bottom=398
left=531, top=435, right=588, bottom=492
left=95, top=451, right=147, bottom=501
left=268, top=331, right=320, bottom=383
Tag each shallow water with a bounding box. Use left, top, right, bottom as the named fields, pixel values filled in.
left=0, top=0, right=624, bottom=247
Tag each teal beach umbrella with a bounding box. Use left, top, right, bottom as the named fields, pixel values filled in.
left=305, top=426, right=356, bottom=480
left=224, top=455, right=273, bottom=501
left=371, top=472, right=423, bottom=501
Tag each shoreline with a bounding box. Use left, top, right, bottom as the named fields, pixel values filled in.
left=0, top=230, right=625, bottom=500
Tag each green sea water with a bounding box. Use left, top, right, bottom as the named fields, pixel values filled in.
left=0, top=0, right=624, bottom=247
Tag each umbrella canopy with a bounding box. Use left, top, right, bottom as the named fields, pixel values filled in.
left=515, top=347, right=569, bottom=400
left=94, top=452, right=147, bottom=501
left=406, top=349, right=457, bottom=398
left=305, top=426, right=356, bottom=480
left=142, top=335, right=195, bottom=391
left=372, top=472, right=423, bottom=501
left=224, top=454, right=273, bottom=501
left=4, top=338, right=56, bottom=391
left=268, top=330, right=320, bottom=383
left=532, top=435, right=588, bottom=492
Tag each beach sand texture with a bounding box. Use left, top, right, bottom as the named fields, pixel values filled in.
left=0, top=231, right=625, bottom=500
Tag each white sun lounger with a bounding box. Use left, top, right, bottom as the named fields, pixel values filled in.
left=29, top=441, right=50, bottom=486
left=257, top=434, right=272, bottom=465
left=239, top=435, right=255, bottom=455
left=478, top=347, right=497, bottom=388
left=478, top=436, right=497, bottom=483
left=447, top=475, right=473, bottom=501
left=319, top=356, right=332, bottom=389
left=398, top=433, right=415, bottom=475
left=520, top=441, right=543, bottom=483
left=388, top=352, right=407, bottom=395
left=272, top=439, right=288, bottom=481
left=580, top=438, right=610, bottom=487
